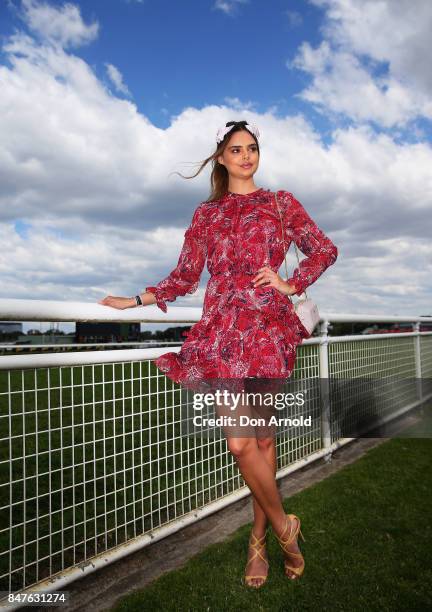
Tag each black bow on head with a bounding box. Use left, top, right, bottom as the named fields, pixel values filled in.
left=226, top=120, right=248, bottom=128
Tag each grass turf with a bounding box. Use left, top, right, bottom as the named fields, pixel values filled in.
left=113, top=438, right=432, bottom=612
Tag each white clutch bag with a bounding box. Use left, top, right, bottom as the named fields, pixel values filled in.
left=274, top=192, right=320, bottom=338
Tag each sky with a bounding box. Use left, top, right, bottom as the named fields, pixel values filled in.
left=0, top=0, right=431, bottom=334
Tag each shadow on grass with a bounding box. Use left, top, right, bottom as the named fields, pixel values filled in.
left=113, top=438, right=432, bottom=612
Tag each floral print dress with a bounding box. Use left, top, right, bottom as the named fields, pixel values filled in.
left=145, top=188, right=338, bottom=392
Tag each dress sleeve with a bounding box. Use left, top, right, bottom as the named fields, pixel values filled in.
left=281, top=191, right=338, bottom=296
left=145, top=204, right=207, bottom=312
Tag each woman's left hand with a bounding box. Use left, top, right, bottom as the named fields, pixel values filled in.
left=252, top=266, right=286, bottom=294
left=97, top=295, right=135, bottom=309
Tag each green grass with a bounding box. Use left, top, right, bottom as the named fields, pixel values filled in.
left=113, top=438, right=432, bottom=612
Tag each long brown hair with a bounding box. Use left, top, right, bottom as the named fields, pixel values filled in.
left=169, top=124, right=260, bottom=202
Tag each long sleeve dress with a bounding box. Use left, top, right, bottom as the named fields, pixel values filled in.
left=145, top=187, right=338, bottom=393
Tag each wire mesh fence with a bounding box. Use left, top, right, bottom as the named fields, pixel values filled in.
left=1, top=326, right=431, bottom=603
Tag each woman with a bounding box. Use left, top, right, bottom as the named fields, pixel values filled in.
left=98, top=120, right=338, bottom=588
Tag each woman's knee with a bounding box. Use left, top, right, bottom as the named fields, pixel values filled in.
left=256, top=436, right=275, bottom=452
left=226, top=437, right=257, bottom=459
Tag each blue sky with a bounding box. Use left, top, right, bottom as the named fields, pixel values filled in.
left=1, top=0, right=326, bottom=131
left=0, top=0, right=431, bottom=333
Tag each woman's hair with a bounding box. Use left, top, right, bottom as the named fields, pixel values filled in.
left=170, top=124, right=260, bottom=202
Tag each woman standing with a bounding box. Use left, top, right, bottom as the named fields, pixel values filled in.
left=98, top=120, right=338, bottom=588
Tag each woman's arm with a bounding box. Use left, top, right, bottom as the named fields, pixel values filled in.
left=97, top=291, right=156, bottom=310
left=98, top=205, right=207, bottom=311
left=144, top=204, right=208, bottom=312
left=282, top=192, right=338, bottom=296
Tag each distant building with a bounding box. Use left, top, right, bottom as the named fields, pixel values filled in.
left=0, top=321, right=23, bottom=334
left=76, top=322, right=140, bottom=343
left=15, top=334, right=75, bottom=346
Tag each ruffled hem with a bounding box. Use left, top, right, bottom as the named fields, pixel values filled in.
left=155, top=352, right=247, bottom=393
left=153, top=307, right=303, bottom=392
left=154, top=352, right=289, bottom=394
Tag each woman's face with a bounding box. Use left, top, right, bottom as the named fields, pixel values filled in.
left=217, top=130, right=259, bottom=180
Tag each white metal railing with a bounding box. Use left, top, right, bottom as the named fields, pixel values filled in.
left=1, top=298, right=432, bottom=609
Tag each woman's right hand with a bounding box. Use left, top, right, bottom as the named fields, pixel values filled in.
left=276, top=280, right=298, bottom=297
left=97, top=296, right=136, bottom=310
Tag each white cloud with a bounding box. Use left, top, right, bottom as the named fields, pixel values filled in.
left=0, top=2, right=431, bottom=317
left=223, top=97, right=257, bottom=111
left=105, top=63, right=131, bottom=97
left=213, top=0, right=249, bottom=16
left=289, top=0, right=432, bottom=127
left=285, top=10, right=303, bottom=28
left=19, top=0, right=99, bottom=48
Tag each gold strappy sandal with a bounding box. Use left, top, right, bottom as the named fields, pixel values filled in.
left=244, top=530, right=269, bottom=588
left=275, top=514, right=305, bottom=580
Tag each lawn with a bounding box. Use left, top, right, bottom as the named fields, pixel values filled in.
left=113, top=437, right=432, bottom=612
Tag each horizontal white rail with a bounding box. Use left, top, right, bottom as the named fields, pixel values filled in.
left=1, top=297, right=431, bottom=324
left=1, top=331, right=431, bottom=370
left=0, top=298, right=202, bottom=323
left=0, top=347, right=178, bottom=370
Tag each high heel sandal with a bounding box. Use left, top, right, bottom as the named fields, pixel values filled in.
left=275, top=514, right=305, bottom=580
left=244, top=530, right=269, bottom=588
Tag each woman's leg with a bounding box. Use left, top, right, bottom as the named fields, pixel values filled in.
left=243, top=436, right=276, bottom=587
left=251, top=436, right=277, bottom=537
left=215, top=387, right=304, bottom=579
left=247, top=378, right=280, bottom=538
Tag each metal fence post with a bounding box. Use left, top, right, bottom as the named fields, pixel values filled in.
left=318, top=319, right=332, bottom=463
left=413, top=320, right=423, bottom=405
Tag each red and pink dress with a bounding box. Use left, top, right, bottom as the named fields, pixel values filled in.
left=145, top=188, right=338, bottom=392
